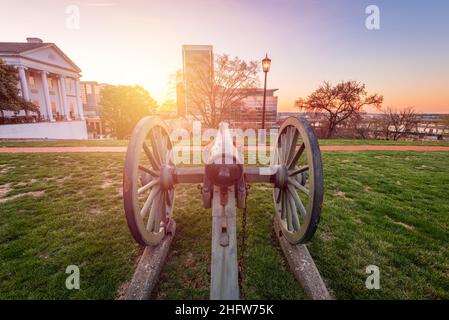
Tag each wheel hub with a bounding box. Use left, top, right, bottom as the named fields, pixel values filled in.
left=274, top=165, right=289, bottom=189
left=160, top=164, right=174, bottom=191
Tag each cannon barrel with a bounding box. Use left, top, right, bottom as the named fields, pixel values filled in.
left=205, top=122, right=243, bottom=187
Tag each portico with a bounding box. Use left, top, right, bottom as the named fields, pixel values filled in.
left=12, top=66, right=84, bottom=122
left=0, top=38, right=85, bottom=122
left=0, top=38, right=88, bottom=139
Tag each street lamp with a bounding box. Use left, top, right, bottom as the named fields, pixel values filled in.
left=261, top=54, right=271, bottom=131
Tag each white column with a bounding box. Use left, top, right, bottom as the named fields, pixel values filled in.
left=74, top=78, right=85, bottom=120
left=56, top=77, right=64, bottom=117
left=17, top=66, right=30, bottom=101
left=40, top=71, right=54, bottom=122
left=58, top=75, right=71, bottom=120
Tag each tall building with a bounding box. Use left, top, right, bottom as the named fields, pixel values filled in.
left=0, top=37, right=87, bottom=139
left=179, top=45, right=213, bottom=117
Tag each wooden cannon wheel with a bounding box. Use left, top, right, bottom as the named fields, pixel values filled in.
left=123, top=117, right=175, bottom=246
left=273, top=117, right=324, bottom=244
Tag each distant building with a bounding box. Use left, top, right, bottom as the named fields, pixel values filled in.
left=179, top=45, right=214, bottom=117
left=80, top=81, right=106, bottom=138
left=0, top=37, right=87, bottom=139
left=225, top=89, right=278, bottom=129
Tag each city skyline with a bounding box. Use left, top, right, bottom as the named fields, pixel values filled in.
left=2, top=0, right=449, bottom=113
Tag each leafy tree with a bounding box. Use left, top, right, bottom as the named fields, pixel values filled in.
left=0, top=59, right=37, bottom=117
left=296, top=81, right=383, bottom=138
left=100, top=85, right=157, bottom=139
left=184, top=54, right=259, bottom=128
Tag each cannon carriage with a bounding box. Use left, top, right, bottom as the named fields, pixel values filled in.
left=123, top=116, right=324, bottom=299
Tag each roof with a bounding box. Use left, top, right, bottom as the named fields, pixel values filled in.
left=0, top=42, right=50, bottom=54
left=0, top=42, right=81, bottom=73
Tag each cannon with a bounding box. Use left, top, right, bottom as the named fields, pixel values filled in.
left=123, top=116, right=324, bottom=299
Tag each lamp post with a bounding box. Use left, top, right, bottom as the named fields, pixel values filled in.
left=261, top=54, right=271, bottom=131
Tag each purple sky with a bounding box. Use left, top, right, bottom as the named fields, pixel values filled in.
left=2, top=0, right=449, bottom=112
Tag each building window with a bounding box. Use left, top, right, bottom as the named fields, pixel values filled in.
left=29, top=75, right=36, bottom=88
left=66, top=78, right=74, bottom=95
left=48, top=78, right=53, bottom=90
left=51, top=101, right=57, bottom=114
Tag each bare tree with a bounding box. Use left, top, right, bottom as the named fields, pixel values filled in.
left=184, top=54, right=259, bottom=128
left=295, top=81, right=383, bottom=138
left=347, top=112, right=374, bottom=139
left=381, top=107, right=418, bottom=141
left=440, top=115, right=449, bottom=138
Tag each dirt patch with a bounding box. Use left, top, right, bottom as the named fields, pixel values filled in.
left=0, top=164, right=14, bottom=174
left=335, top=191, right=346, bottom=197
left=334, top=190, right=353, bottom=202
left=255, top=185, right=272, bottom=191
left=16, top=179, right=38, bottom=187
left=0, top=183, right=12, bottom=197
left=416, top=165, right=435, bottom=170
left=101, top=180, right=114, bottom=189
left=393, top=220, right=415, bottom=231
left=115, top=281, right=130, bottom=300
left=0, top=190, right=45, bottom=204
left=89, top=208, right=101, bottom=215
left=320, top=230, right=333, bottom=242
left=183, top=252, right=196, bottom=268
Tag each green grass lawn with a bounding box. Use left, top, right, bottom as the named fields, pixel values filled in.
left=0, top=151, right=448, bottom=299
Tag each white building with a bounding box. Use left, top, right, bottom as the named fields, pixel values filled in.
left=0, top=38, right=87, bottom=139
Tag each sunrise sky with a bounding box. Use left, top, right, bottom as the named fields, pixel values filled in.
left=2, top=0, right=449, bottom=112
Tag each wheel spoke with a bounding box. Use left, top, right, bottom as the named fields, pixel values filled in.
left=289, top=165, right=309, bottom=176
left=154, top=193, right=166, bottom=233
left=143, top=142, right=160, bottom=170
left=279, top=192, right=284, bottom=219
left=288, top=177, right=310, bottom=196
left=147, top=195, right=161, bottom=231
left=286, top=191, right=301, bottom=230
left=140, top=186, right=160, bottom=218
left=138, top=165, right=159, bottom=177
left=286, top=128, right=299, bottom=165
left=286, top=193, right=293, bottom=231
left=280, top=132, right=287, bottom=165
left=287, top=184, right=307, bottom=216
left=288, top=143, right=305, bottom=169
left=275, top=188, right=282, bottom=203
left=285, top=127, right=293, bottom=163
left=166, top=190, right=173, bottom=207
left=138, top=178, right=159, bottom=194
